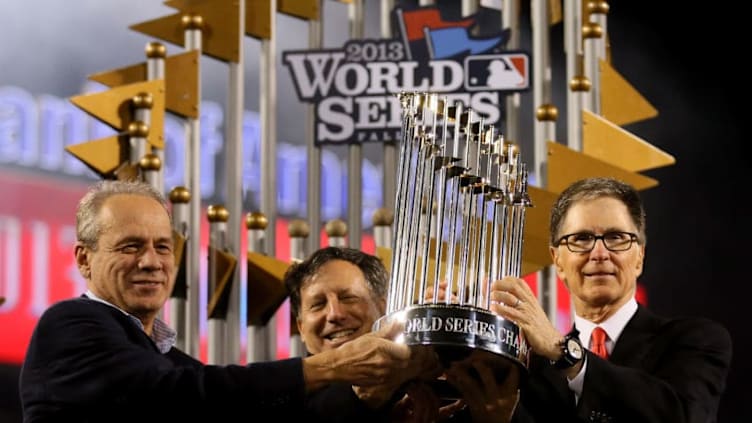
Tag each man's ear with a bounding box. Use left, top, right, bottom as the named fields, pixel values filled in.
left=549, top=246, right=566, bottom=280
left=296, top=318, right=306, bottom=345
left=635, top=244, right=645, bottom=277
left=75, top=243, right=91, bottom=279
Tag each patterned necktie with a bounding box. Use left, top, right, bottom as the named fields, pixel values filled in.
left=591, top=327, right=609, bottom=360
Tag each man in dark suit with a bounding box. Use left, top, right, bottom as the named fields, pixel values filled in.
left=284, top=246, right=404, bottom=422
left=19, top=180, right=422, bottom=422
left=285, top=246, right=521, bottom=423
left=491, top=176, right=732, bottom=422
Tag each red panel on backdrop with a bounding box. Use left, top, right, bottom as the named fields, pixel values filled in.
left=0, top=170, right=89, bottom=363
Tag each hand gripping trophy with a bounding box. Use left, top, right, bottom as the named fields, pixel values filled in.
left=374, top=92, right=531, bottom=397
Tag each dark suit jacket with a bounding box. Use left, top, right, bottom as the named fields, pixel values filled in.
left=19, top=297, right=306, bottom=422
left=514, top=305, right=732, bottom=423
left=302, top=383, right=394, bottom=423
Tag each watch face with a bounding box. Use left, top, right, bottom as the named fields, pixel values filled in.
left=567, top=338, right=583, bottom=359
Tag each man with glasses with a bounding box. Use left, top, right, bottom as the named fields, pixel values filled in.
left=490, top=176, right=731, bottom=422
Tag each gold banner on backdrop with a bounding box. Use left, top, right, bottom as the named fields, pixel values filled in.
left=89, top=50, right=200, bottom=119
left=69, top=79, right=165, bottom=149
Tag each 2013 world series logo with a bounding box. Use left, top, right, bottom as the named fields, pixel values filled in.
left=283, top=6, right=531, bottom=145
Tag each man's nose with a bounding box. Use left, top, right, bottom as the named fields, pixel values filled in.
left=589, top=238, right=611, bottom=260
left=326, top=299, right=347, bottom=321
left=138, top=245, right=163, bottom=270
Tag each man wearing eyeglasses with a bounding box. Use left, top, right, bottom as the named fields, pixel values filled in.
left=490, top=176, right=731, bottom=423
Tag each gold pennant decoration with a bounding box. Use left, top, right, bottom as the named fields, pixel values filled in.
left=246, top=0, right=272, bottom=39
left=132, top=0, right=241, bottom=63
left=521, top=186, right=558, bottom=271
left=88, top=62, right=146, bottom=89
left=582, top=109, right=675, bottom=172
left=279, top=0, right=320, bottom=21
left=129, top=13, right=185, bottom=53
left=65, top=135, right=127, bottom=178
left=246, top=251, right=290, bottom=326
left=69, top=79, right=165, bottom=149
left=549, top=0, right=563, bottom=25
left=547, top=141, right=659, bottom=194
left=207, top=246, right=238, bottom=320
left=599, top=59, right=659, bottom=126
left=88, top=50, right=200, bottom=119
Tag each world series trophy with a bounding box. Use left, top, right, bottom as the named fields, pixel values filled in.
left=373, top=91, right=531, bottom=398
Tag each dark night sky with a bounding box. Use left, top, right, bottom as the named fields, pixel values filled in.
left=608, top=3, right=747, bottom=421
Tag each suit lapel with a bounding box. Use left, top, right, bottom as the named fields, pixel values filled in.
left=609, top=305, right=663, bottom=367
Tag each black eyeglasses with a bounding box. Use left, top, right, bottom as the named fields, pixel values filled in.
left=555, top=231, right=639, bottom=253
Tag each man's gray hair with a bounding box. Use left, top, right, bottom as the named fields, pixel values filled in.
left=76, top=180, right=169, bottom=250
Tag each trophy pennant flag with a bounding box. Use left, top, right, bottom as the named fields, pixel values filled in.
left=374, top=92, right=531, bottom=380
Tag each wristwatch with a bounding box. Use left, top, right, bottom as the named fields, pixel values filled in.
left=552, top=330, right=584, bottom=369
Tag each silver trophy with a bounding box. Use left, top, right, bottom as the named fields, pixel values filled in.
left=374, top=92, right=531, bottom=393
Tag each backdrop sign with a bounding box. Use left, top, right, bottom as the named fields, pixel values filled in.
left=283, top=6, right=530, bottom=145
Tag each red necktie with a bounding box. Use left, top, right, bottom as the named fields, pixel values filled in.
left=591, top=327, right=609, bottom=360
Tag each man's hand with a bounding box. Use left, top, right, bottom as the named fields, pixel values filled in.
left=353, top=344, right=442, bottom=408
left=444, top=351, right=521, bottom=423
left=303, top=320, right=412, bottom=391
left=490, top=276, right=563, bottom=360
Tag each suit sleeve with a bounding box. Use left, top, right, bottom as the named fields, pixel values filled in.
left=578, top=317, right=732, bottom=423
left=20, top=300, right=305, bottom=417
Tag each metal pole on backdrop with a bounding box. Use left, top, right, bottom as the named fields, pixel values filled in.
left=246, top=211, right=270, bottom=362
left=380, top=0, right=397, bottom=211
left=260, top=0, right=279, bottom=360
left=145, top=41, right=166, bottom=193
left=288, top=219, right=310, bottom=358
left=142, top=41, right=170, bottom=334
left=531, top=0, right=559, bottom=324
left=128, top=99, right=149, bottom=171
left=583, top=1, right=608, bottom=114
left=139, top=154, right=162, bottom=199
left=503, top=0, right=522, bottom=142
left=372, top=207, right=393, bottom=249
left=461, top=0, right=479, bottom=17
left=347, top=0, right=364, bottom=250
left=564, top=0, right=585, bottom=151
left=306, top=0, right=324, bottom=256
left=326, top=219, right=347, bottom=247
left=169, top=187, right=190, bottom=351
left=182, top=13, right=203, bottom=359
left=136, top=58, right=166, bottom=335
left=225, top=0, right=245, bottom=365
left=207, top=205, right=229, bottom=364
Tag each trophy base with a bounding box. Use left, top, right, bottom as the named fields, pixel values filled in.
left=374, top=303, right=529, bottom=370
left=375, top=304, right=528, bottom=402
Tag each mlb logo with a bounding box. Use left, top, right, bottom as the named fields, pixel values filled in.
left=464, top=53, right=530, bottom=91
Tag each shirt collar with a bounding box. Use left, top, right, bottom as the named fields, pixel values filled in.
left=574, top=297, right=638, bottom=347
left=84, top=290, right=176, bottom=354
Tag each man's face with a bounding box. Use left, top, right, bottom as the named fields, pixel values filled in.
left=296, top=259, right=385, bottom=354
left=76, top=194, right=175, bottom=322
left=550, top=197, right=645, bottom=313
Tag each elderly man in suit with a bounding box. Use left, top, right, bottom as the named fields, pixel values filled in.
left=19, top=180, right=419, bottom=422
